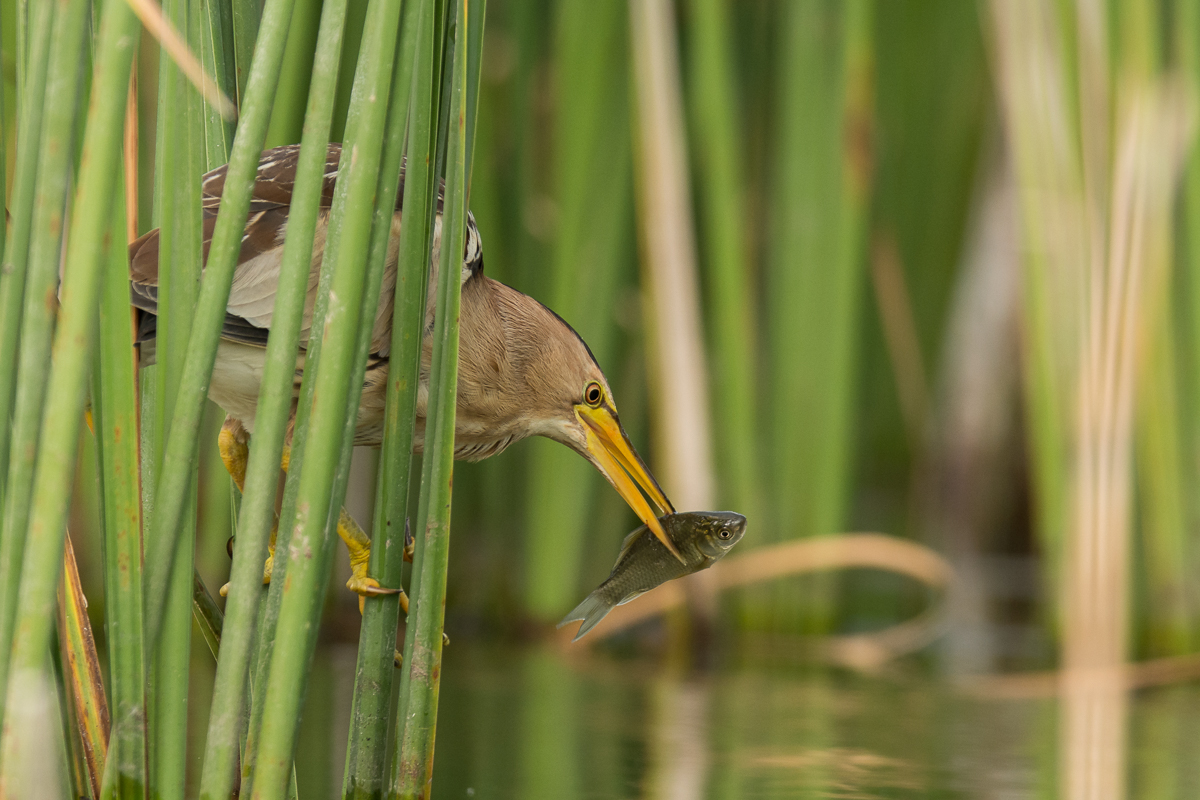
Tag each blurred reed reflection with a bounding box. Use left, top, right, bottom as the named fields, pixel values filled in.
left=400, top=640, right=1200, bottom=799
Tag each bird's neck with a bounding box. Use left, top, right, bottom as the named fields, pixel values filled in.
left=430, top=276, right=545, bottom=460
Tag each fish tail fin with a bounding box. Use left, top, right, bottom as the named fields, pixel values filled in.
left=556, top=592, right=614, bottom=641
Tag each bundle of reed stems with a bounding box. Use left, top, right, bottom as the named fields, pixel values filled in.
left=0, top=0, right=481, bottom=794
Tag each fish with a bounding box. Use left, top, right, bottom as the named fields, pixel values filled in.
left=558, top=511, right=747, bottom=641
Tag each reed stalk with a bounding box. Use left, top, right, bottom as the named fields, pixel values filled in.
left=391, top=1, right=477, bottom=792
left=196, top=3, right=349, bottom=798
left=764, top=0, right=871, bottom=631
left=522, top=0, right=633, bottom=621
left=198, top=0, right=237, bottom=160
left=0, top=0, right=138, bottom=779
left=264, top=0, right=325, bottom=148
left=630, top=0, right=720, bottom=640
left=991, top=2, right=1193, bottom=798
left=93, top=156, right=149, bottom=797
left=231, top=0, right=261, bottom=103
left=682, top=0, right=760, bottom=521
left=246, top=0, right=406, bottom=793
left=1178, top=4, right=1200, bottom=621
left=0, top=0, right=47, bottom=736
left=0, top=0, right=51, bottom=498
left=240, top=63, right=355, bottom=800
left=151, top=0, right=206, bottom=790
left=342, top=1, right=426, bottom=793
left=140, top=0, right=296, bottom=652
left=0, top=0, right=90, bottom=743
left=1113, top=0, right=1195, bottom=660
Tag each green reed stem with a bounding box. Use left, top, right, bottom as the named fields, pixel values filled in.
left=0, top=0, right=89, bottom=740
left=0, top=13, right=7, bottom=486
left=764, top=0, right=871, bottom=632
left=0, top=0, right=136, bottom=768
left=264, top=0, right=324, bottom=147
left=393, top=1, right=477, bottom=793
left=340, top=9, right=426, bottom=797
left=248, top=0, right=406, bottom=794
left=94, top=160, right=149, bottom=798
left=1177, top=0, right=1200, bottom=623
left=522, top=0, right=632, bottom=621
left=151, top=0, right=206, bottom=791
left=0, top=0, right=51, bottom=498
left=1135, top=307, right=1192, bottom=653
left=141, top=0, right=296, bottom=652
left=197, top=4, right=349, bottom=799
left=232, top=0, right=261, bottom=104
left=199, top=0, right=238, bottom=162
left=388, top=0, right=447, bottom=754
left=684, top=0, right=760, bottom=518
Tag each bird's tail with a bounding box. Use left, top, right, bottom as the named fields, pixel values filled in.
left=556, top=591, right=614, bottom=642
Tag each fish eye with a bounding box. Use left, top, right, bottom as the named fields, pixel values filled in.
left=718, top=527, right=732, bottom=540
left=583, top=381, right=604, bottom=407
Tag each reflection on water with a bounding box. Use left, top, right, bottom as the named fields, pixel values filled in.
left=415, top=643, right=1200, bottom=800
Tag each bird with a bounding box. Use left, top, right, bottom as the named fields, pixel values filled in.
left=129, top=143, right=678, bottom=602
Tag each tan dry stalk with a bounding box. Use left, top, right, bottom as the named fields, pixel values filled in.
left=55, top=534, right=110, bottom=800
left=629, top=0, right=718, bottom=619
left=1061, top=81, right=1191, bottom=800
left=124, top=69, right=139, bottom=242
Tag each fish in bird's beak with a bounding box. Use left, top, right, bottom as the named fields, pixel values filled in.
left=574, top=403, right=683, bottom=562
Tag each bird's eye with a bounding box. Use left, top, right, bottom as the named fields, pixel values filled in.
left=584, top=381, right=604, bottom=407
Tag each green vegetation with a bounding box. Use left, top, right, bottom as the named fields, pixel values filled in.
left=1, top=0, right=1199, bottom=794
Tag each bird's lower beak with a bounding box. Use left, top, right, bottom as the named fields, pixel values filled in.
left=576, top=405, right=682, bottom=562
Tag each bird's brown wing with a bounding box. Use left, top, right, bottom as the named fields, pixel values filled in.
left=130, top=142, right=483, bottom=353
left=130, top=145, right=338, bottom=347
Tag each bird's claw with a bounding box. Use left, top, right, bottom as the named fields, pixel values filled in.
left=349, top=575, right=400, bottom=614
left=219, top=549, right=274, bottom=597
left=403, top=518, right=414, bottom=562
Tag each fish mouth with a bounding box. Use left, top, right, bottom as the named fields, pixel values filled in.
left=575, top=403, right=682, bottom=562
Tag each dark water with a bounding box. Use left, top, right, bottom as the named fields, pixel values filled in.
left=419, top=644, right=1200, bottom=800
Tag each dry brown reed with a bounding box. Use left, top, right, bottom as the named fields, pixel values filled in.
left=629, top=0, right=719, bottom=626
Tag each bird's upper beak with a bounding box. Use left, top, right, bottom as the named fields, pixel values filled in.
left=575, top=404, right=682, bottom=562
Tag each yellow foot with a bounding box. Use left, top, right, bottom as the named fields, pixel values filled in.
left=219, top=550, right=274, bottom=597
left=348, top=572, right=401, bottom=614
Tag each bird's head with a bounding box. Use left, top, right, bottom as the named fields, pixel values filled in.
left=506, top=298, right=680, bottom=559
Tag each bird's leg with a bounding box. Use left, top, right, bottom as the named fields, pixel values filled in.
left=281, top=440, right=402, bottom=611
left=336, top=507, right=400, bottom=612
left=218, top=418, right=278, bottom=595
left=217, top=417, right=250, bottom=493
left=219, top=418, right=436, bottom=664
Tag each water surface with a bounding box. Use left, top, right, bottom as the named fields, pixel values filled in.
left=424, top=643, right=1200, bottom=800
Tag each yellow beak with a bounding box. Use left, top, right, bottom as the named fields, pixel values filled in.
left=576, top=404, right=682, bottom=562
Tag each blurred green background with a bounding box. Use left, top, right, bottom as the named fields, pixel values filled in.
left=32, top=0, right=1200, bottom=666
